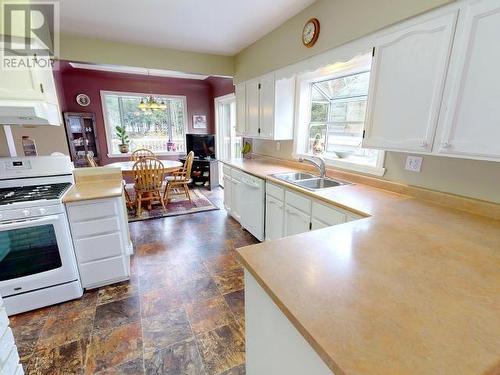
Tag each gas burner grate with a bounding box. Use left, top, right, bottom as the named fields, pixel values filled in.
left=0, top=183, right=72, bottom=206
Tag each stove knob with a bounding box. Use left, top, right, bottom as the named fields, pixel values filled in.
left=38, top=208, right=47, bottom=215
left=22, top=209, right=31, bottom=217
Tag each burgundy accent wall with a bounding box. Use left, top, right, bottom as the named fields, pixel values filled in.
left=57, top=61, right=233, bottom=165
left=206, top=76, right=235, bottom=98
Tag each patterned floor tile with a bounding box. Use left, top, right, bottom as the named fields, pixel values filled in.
left=142, top=307, right=193, bottom=354
left=219, top=364, right=246, bottom=375
left=182, top=276, right=221, bottom=304
left=186, top=296, right=235, bottom=335
left=37, top=307, right=94, bottom=349
left=52, top=290, right=98, bottom=315
left=140, top=288, right=186, bottom=318
left=94, top=357, right=144, bottom=375
left=195, top=323, right=245, bottom=375
left=223, top=290, right=245, bottom=319
left=97, top=280, right=138, bottom=306
left=143, top=338, right=205, bottom=375
left=85, top=322, right=143, bottom=374
left=93, top=297, right=140, bottom=332
left=204, top=254, right=242, bottom=274
left=212, top=268, right=244, bottom=294
left=27, top=339, right=86, bottom=375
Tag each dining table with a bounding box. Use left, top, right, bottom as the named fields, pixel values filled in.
left=104, top=160, right=183, bottom=177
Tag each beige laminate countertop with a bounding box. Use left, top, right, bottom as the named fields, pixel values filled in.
left=63, top=167, right=124, bottom=203
left=224, top=158, right=500, bottom=375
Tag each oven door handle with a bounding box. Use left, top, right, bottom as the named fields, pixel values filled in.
left=0, top=215, right=60, bottom=231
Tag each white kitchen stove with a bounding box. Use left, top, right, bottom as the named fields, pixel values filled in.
left=0, top=156, right=83, bottom=315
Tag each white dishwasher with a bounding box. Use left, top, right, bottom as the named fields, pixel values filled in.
left=238, top=172, right=265, bottom=241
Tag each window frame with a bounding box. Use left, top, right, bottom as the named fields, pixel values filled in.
left=100, top=90, right=189, bottom=157
left=293, top=54, right=386, bottom=176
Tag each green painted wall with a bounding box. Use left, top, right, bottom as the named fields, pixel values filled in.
left=60, top=34, right=234, bottom=77
left=234, top=0, right=454, bottom=81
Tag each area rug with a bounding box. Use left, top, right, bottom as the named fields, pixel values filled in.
left=126, top=188, right=219, bottom=222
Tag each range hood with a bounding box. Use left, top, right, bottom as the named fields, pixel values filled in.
left=0, top=101, right=61, bottom=126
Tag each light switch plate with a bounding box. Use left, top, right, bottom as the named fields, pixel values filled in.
left=276, top=142, right=281, bottom=151
left=405, top=155, right=423, bottom=172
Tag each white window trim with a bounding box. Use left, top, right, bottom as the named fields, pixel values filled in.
left=293, top=54, right=386, bottom=177
left=100, top=90, right=189, bottom=157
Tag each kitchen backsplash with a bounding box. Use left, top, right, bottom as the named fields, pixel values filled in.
left=252, top=139, right=500, bottom=204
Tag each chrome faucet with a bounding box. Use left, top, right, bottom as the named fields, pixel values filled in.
left=298, top=156, right=326, bottom=178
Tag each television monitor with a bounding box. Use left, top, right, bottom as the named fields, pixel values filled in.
left=186, top=134, right=215, bottom=159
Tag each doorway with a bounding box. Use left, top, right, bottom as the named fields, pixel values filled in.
left=215, top=93, right=241, bottom=187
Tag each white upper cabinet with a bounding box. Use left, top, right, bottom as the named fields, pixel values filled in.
left=236, top=72, right=295, bottom=140
left=235, top=83, right=246, bottom=136
left=0, top=67, right=46, bottom=101
left=258, top=73, right=276, bottom=139
left=363, top=11, right=458, bottom=152
left=436, top=0, right=500, bottom=160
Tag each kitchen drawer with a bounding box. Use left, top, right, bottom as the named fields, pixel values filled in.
left=70, top=216, right=120, bottom=239
left=0, top=327, right=14, bottom=365
left=74, top=232, right=123, bottom=263
left=0, top=307, right=8, bottom=335
left=285, top=190, right=311, bottom=213
left=67, top=199, right=118, bottom=222
left=266, top=182, right=284, bottom=201
left=312, top=202, right=346, bottom=226
left=222, top=164, right=232, bottom=176
left=2, top=346, right=19, bottom=375
left=79, top=256, right=128, bottom=288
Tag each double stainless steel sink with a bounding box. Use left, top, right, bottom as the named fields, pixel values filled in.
left=269, top=172, right=349, bottom=191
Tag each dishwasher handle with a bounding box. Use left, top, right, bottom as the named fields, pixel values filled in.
left=241, top=178, right=261, bottom=189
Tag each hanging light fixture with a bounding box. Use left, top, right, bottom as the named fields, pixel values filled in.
left=138, top=70, right=165, bottom=112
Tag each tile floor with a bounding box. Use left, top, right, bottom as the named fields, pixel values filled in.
left=9, top=188, right=258, bottom=374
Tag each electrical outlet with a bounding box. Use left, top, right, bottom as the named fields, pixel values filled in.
left=276, top=142, right=281, bottom=151
left=405, top=155, right=423, bottom=172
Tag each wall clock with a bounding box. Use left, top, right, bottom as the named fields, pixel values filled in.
left=76, top=93, right=91, bottom=107
left=302, top=18, right=320, bottom=48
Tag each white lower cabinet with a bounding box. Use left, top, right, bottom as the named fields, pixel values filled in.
left=284, top=204, right=311, bottom=237
left=223, top=169, right=364, bottom=242
left=66, top=195, right=133, bottom=289
left=0, top=295, right=23, bottom=375
left=266, top=182, right=362, bottom=240
left=265, top=195, right=284, bottom=241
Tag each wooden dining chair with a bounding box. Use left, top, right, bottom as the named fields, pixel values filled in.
left=122, top=181, right=134, bottom=210
left=131, top=148, right=156, bottom=161
left=132, top=157, right=166, bottom=216
left=85, top=154, right=98, bottom=167
left=163, top=151, right=194, bottom=204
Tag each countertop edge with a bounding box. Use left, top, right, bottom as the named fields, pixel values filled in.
left=63, top=182, right=123, bottom=203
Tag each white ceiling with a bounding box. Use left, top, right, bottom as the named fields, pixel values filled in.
left=59, top=0, right=316, bottom=56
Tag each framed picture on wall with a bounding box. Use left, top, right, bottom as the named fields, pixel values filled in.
left=193, top=115, right=207, bottom=129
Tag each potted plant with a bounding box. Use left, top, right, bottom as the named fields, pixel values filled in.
left=115, top=126, right=130, bottom=153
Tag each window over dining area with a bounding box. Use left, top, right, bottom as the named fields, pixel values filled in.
left=295, top=53, right=385, bottom=176
left=101, top=91, right=188, bottom=156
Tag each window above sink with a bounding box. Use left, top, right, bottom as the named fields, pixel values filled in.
left=294, top=53, right=386, bottom=177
